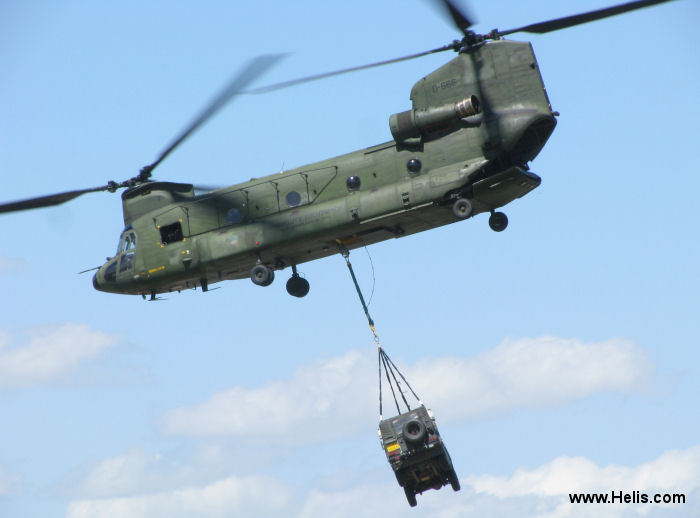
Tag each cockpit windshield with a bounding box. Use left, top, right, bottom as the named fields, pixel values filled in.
left=117, top=230, right=137, bottom=255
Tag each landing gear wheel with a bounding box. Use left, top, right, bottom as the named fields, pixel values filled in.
left=286, top=275, right=310, bottom=297
left=404, top=486, right=417, bottom=507
left=488, top=211, right=508, bottom=232
left=250, top=264, right=274, bottom=286
left=452, top=198, right=473, bottom=219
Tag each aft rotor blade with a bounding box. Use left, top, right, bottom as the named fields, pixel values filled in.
left=193, top=183, right=222, bottom=193
left=497, top=0, right=675, bottom=37
left=436, top=0, right=476, bottom=33
left=144, top=54, right=286, bottom=175
left=0, top=186, right=109, bottom=214
left=246, top=46, right=455, bottom=95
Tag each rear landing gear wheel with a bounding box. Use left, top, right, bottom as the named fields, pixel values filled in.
left=488, top=211, right=508, bottom=232
left=452, top=198, right=473, bottom=219
left=250, top=264, right=275, bottom=286
left=286, top=275, right=310, bottom=297
left=404, top=486, right=417, bottom=507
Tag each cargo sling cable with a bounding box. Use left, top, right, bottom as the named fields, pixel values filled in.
left=340, top=246, right=460, bottom=508
left=339, top=246, right=422, bottom=419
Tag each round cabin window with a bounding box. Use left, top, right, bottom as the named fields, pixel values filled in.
left=286, top=191, right=302, bottom=207
left=407, top=158, right=422, bottom=173
left=346, top=175, right=361, bottom=191
left=226, top=208, right=242, bottom=224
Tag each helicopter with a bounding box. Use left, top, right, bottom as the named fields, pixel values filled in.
left=0, top=0, right=676, bottom=301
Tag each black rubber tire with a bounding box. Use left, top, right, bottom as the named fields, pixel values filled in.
left=448, top=469, right=461, bottom=492
left=452, top=198, right=473, bottom=219
left=488, top=211, right=508, bottom=232
left=250, top=264, right=274, bottom=286
left=404, top=486, right=417, bottom=507
left=402, top=419, right=427, bottom=446
left=262, top=270, right=275, bottom=287
left=286, top=276, right=310, bottom=297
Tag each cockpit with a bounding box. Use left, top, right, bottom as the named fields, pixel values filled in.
left=116, top=229, right=137, bottom=276
left=119, top=230, right=137, bottom=255
left=93, top=227, right=139, bottom=292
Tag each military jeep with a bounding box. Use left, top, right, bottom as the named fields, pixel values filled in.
left=378, top=405, right=460, bottom=507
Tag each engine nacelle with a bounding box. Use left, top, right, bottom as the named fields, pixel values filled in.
left=389, top=95, right=480, bottom=145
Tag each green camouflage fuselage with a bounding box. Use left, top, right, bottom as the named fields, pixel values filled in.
left=94, top=40, right=556, bottom=296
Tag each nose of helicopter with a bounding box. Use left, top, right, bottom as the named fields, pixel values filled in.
left=91, top=262, right=113, bottom=293
left=91, top=259, right=142, bottom=295
left=92, top=269, right=103, bottom=292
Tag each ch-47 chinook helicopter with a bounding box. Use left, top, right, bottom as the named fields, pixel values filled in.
left=0, top=0, right=674, bottom=300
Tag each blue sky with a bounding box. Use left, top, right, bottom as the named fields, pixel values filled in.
left=1, top=1, right=698, bottom=517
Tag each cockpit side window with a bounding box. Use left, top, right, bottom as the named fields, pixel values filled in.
left=117, top=230, right=138, bottom=255
left=123, top=232, right=137, bottom=251
left=105, top=260, right=117, bottom=282
left=119, top=251, right=135, bottom=272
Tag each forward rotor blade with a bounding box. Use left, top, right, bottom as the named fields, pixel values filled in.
left=246, top=45, right=455, bottom=95
left=144, top=54, right=286, bottom=175
left=497, top=0, right=675, bottom=37
left=0, top=186, right=109, bottom=214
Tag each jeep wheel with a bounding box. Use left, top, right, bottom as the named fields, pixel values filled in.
left=448, top=469, right=461, bottom=492
left=402, top=419, right=427, bottom=446
left=404, top=486, right=417, bottom=507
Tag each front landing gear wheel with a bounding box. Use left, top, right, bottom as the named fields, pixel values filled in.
left=452, top=198, right=473, bottom=219
left=286, top=275, right=310, bottom=297
left=250, top=264, right=275, bottom=286
left=488, top=211, right=508, bottom=232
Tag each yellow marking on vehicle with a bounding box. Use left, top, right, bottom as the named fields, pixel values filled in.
left=148, top=266, right=165, bottom=274
left=386, top=442, right=400, bottom=453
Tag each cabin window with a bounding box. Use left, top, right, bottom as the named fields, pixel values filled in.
left=285, top=191, right=302, bottom=207
left=226, top=208, right=243, bottom=225
left=346, top=176, right=361, bottom=191
left=406, top=158, right=422, bottom=173
left=160, top=222, right=184, bottom=245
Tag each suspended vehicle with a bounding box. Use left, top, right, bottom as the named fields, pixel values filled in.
left=0, top=0, right=675, bottom=300
left=380, top=405, right=459, bottom=507
left=375, top=347, right=459, bottom=507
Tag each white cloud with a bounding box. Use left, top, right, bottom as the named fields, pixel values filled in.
left=68, top=448, right=243, bottom=500
left=71, top=449, right=181, bottom=498
left=410, top=336, right=654, bottom=422
left=290, top=445, right=700, bottom=518
left=469, top=446, right=700, bottom=497
left=298, top=482, right=409, bottom=518
left=0, top=323, right=119, bottom=388
left=66, top=475, right=292, bottom=518
left=66, top=446, right=700, bottom=518
left=0, top=256, right=27, bottom=276
left=464, top=445, right=700, bottom=518
left=162, top=349, right=377, bottom=440
left=0, top=464, right=20, bottom=497
left=162, top=336, right=653, bottom=439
